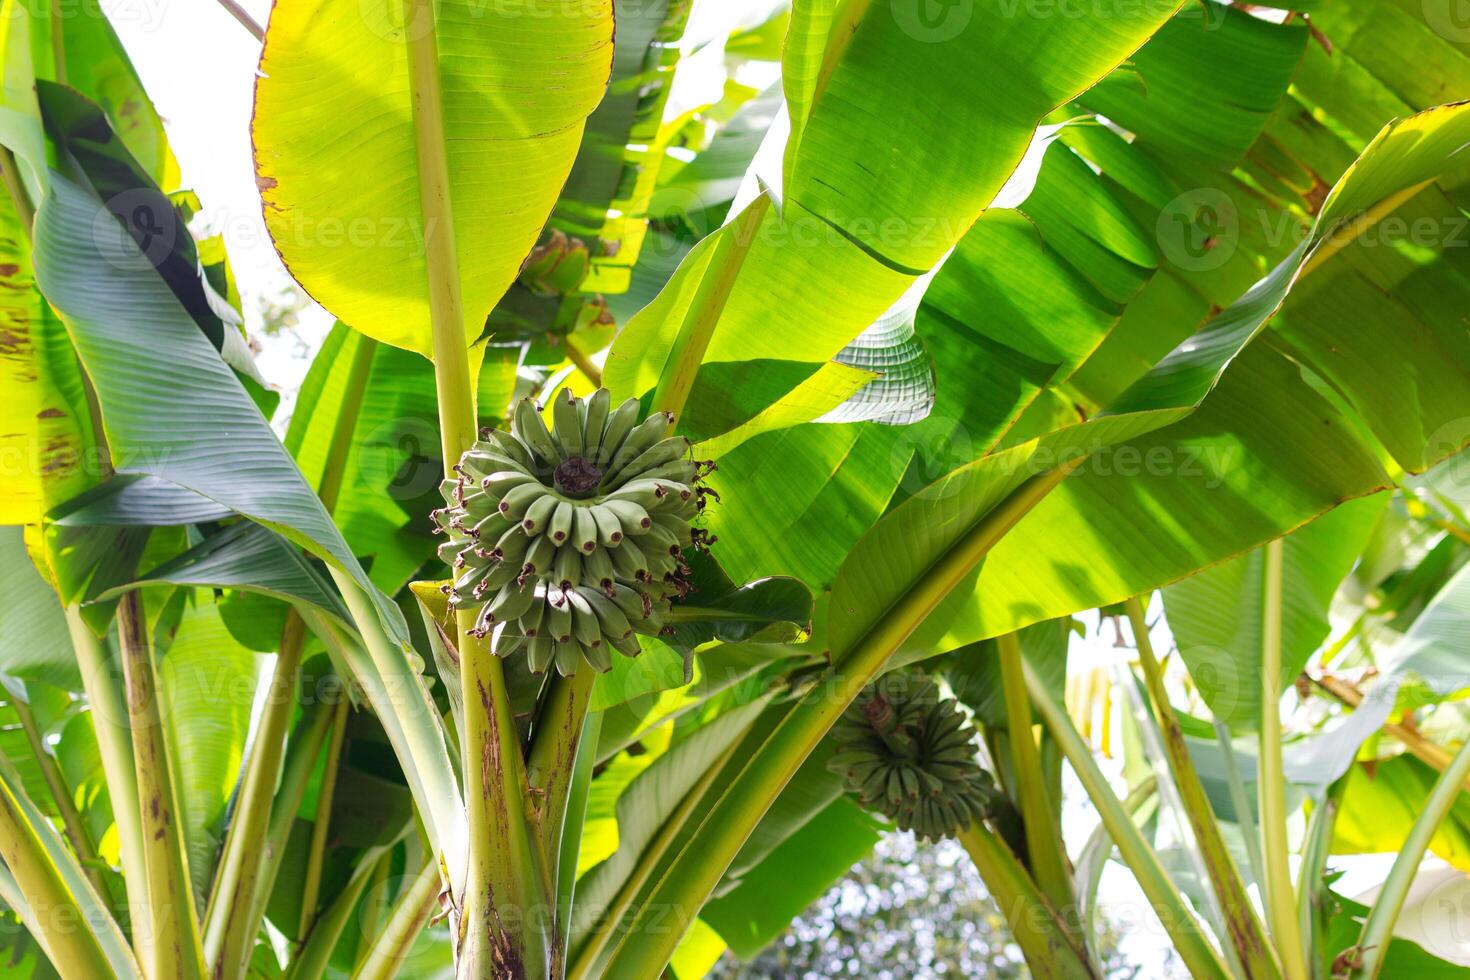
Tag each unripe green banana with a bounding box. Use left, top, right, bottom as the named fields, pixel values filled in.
left=606, top=584, right=648, bottom=622
left=827, top=671, right=999, bottom=842
left=553, top=641, right=582, bottom=677
left=609, top=631, right=642, bottom=658
left=492, top=525, right=531, bottom=565
left=488, top=580, right=538, bottom=623
left=601, top=499, right=651, bottom=534
left=617, top=437, right=692, bottom=484
left=498, top=482, right=544, bottom=521
left=483, top=429, right=537, bottom=471
left=581, top=638, right=611, bottom=673
left=522, top=493, right=558, bottom=536
left=571, top=506, right=598, bottom=554
left=527, top=633, right=555, bottom=674
left=604, top=412, right=673, bottom=484
left=609, top=541, right=649, bottom=582
left=589, top=504, right=624, bottom=548
left=579, top=588, right=632, bottom=639
left=546, top=591, right=573, bottom=643
left=582, top=547, right=616, bottom=593
left=553, top=389, right=584, bottom=457
left=521, top=594, right=547, bottom=637
left=512, top=397, right=561, bottom=467
left=547, top=500, right=574, bottom=546
left=583, top=388, right=611, bottom=461
left=553, top=547, right=582, bottom=589
left=524, top=535, right=555, bottom=575
left=440, top=388, right=716, bottom=675
left=596, top=397, right=642, bottom=467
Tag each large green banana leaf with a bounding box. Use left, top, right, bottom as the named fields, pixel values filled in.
left=25, top=168, right=409, bottom=641
left=603, top=0, right=1183, bottom=414
left=0, top=529, right=79, bottom=689
left=252, top=0, right=615, bottom=357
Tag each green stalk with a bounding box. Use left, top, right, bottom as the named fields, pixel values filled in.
left=351, top=859, right=441, bottom=980
left=1125, top=597, right=1281, bottom=979
left=298, top=699, right=348, bottom=938
left=116, top=590, right=207, bottom=980
left=249, top=700, right=335, bottom=936
left=1024, top=661, right=1232, bottom=980
left=65, top=595, right=150, bottom=956
left=203, top=613, right=306, bottom=979
left=1300, top=778, right=1347, bottom=980
left=401, top=0, right=546, bottom=969
left=1259, top=539, right=1309, bottom=980
left=563, top=338, right=603, bottom=388
left=956, top=821, right=1097, bottom=980
left=651, top=193, right=771, bottom=420
left=556, top=711, right=600, bottom=967
left=602, top=461, right=1081, bottom=977
left=996, top=631, right=1079, bottom=934
left=285, top=847, right=394, bottom=980
left=525, top=670, right=595, bottom=885
left=569, top=736, right=739, bottom=980
left=1214, top=719, right=1265, bottom=889
left=2, top=679, right=110, bottom=903
left=0, top=760, right=138, bottom=978
left=305, top=596, right=465, bottom=881
left=1351, top=737, right=1470, bottom=980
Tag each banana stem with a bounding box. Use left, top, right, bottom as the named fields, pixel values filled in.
left=116, top=590, right=207, bottom=980
left=298, top=698, right=349, bottom=938
left=956, top=821, right=1097, bottom=980
left=1299, top=778, right=1347, bottom=980
left=602, top=460, right=1082, bottom=977
left=651, top=194, right=770, bottom=421
left=556, top=711, right=600, bottom=968
left=1, top=679, right=110, bottom=904
left=1024, top=660, right=1232, bottom=980
left=286, top=846, right=395, bottom=980
left=203, top=613, right=307, bottom=980
left=1351, top=737, right=1470, bottom=979
left=64, top=606, right=151, bottom=956
left=564, top=338, right=603, bottom=387
left=996, top=631, right=1079, bottom=936
left=1125, top=597, right=1281, bottom=979
left=249, top=699, right=335, bottom=936
left=1259, top=540, right=1309, bottom=980
left=0, top=760, right=136, bottom=978
left=569, top=736, right=738, bottom=980
left=351, top=858, right=441, bottom=980
left=525, top=668, right=597, bottom=950
left=403, top=0, right=547, bottom=969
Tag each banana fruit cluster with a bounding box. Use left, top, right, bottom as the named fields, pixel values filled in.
left=828, top=673, right=999, bottom=842
left=432, top=388, right=712, bottom=676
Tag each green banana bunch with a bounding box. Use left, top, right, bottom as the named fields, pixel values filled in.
left=432, top=388, right=715, bottom=676
left=828, top=672, right=1000, bottom=843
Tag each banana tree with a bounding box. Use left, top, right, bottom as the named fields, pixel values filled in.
left=1, top=0, right=1469, bottom=978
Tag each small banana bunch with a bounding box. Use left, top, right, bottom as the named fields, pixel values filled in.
left=432, top=388, right=714, bottom=677
left=828, top=673, right=999, bottom=842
